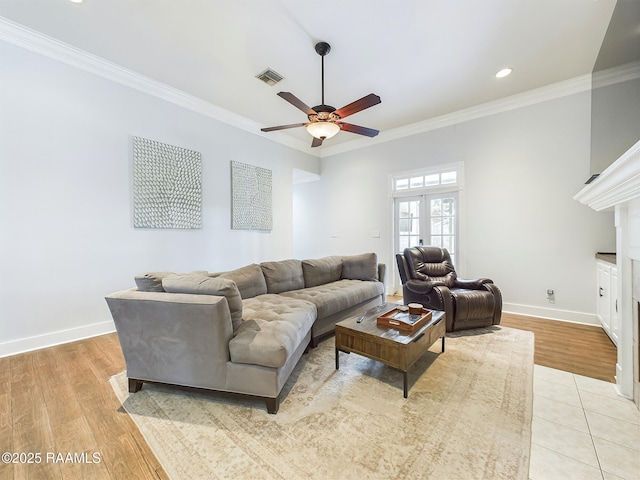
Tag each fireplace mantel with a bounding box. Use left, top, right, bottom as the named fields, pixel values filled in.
left=574, top=140, right=640, bottom=211
left=575, top=139, right=640, bottom=406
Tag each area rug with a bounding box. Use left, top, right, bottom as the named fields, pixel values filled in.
left=110, top=326, right=533, bottom=480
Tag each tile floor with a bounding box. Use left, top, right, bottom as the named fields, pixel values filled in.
left=530, top=365, right=640, bottom=480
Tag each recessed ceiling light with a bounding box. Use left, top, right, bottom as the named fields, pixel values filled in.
left=496, top=68, right=513, bottom=78
left=69, top=0, right=83, bottom=3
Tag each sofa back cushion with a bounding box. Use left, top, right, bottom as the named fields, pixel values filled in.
left=341, top=253, right=378, bottom=282
left=302, top=256, right=343, bottom=288
left=162, top=274, right=243, bottom=330
left=260, top=259, right=304, bottom=294
left=219, top=263, right=267, bottom=299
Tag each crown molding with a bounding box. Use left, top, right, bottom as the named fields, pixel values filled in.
left=592, top=60, right=640, bottom=90
left=0, top=17, right=315, bottom=155
left=320, top=74, right=593, bottom=157
left=2, top=16, right=624, bottom=160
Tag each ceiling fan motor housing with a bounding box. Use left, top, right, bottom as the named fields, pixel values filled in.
left=308, top=104, right=339, bottom=124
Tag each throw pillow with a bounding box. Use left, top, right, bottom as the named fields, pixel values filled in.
left=260, top=259, right=304, bottom=294
left=341, top=253, right=378, bottom=282
left=302, top=256, right=343, bottom=287
left=219, top=263, right=268, bottom=299
left=134, top=271, right=174, bottom=292
left=162, top=274, right=243, bottom=330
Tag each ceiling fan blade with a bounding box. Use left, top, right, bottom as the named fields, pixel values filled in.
left=338, top=122, right=379, bottom=137
left=311, top=136, right=324, bottom=148
left=277, top=92, right=316, bottom=115
left=334, top=93, right=381, bottom=119
left=261, top=123, right=307, bottom=132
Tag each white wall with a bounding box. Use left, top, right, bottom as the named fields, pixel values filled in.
left=0, top=38, right=619, bottom=357
left=0, top=41, right=317, bottom=356
left=591, top=73, right=640, bottom=175
left=294, top=92, right=616, bottom=324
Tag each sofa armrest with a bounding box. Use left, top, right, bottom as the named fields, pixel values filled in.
left=377, top=263, right=387, bottom=291
left=105, top=289, right=234, bottom=391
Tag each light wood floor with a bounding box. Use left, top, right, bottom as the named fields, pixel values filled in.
left=0, top=311, right=617, bottom=479
left=0, top=334, right=167, bottom=480
left=501, top=311, right=617, bottom=383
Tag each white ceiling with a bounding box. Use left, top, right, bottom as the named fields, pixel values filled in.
left=0, top=0, right=618, bottom=153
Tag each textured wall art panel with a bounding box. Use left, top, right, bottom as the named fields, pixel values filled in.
left=132, top=136, right=202, bottom=229
left=231, top=161, right=272, bottom=231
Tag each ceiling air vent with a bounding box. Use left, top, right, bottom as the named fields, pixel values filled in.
left=256, top=68, right=284, bottom=86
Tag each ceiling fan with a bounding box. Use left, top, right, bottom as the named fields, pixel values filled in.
left=261, top=42, right=381, bottom=148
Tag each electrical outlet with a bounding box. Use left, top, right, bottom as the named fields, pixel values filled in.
left=546, top=289, right=555, bottom=304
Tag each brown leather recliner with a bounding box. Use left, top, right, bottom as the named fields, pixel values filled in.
left=396, top=246, right=502, bottom=332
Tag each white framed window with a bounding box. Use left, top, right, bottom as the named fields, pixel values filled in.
left=392, top=165, right=461, bottom=194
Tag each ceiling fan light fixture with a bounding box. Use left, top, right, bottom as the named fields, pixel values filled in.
left=306, top=121, right=340, bottom=139
left=261, top=42, right=381, bottom=147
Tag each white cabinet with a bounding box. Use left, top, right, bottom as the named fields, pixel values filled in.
left=610, top=266, right=618, bottom=344
left=597, top=259, right=619, bottom=346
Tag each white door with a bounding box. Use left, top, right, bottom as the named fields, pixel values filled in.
left=425, top=193, right=457, bottom=267
left=394, top=192, right=458, bottom=266
left=597, top=262, right=611, bottom=336
left=610, top=266, right=619, bottom=346
left=395, top=196, right=423, bottom=253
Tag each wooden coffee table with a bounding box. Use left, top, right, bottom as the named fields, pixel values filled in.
left=335, top=304, right=445, bottom=398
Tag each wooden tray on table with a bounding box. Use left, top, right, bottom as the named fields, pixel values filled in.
left=376, top=307, right=433, bottom=334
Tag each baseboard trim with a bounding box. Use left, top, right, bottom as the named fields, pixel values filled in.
left=0, top=320, right=116, bottom=358
left=614, top=363, right=633, bottom=399
left=503, top=303, right=599, bottom=326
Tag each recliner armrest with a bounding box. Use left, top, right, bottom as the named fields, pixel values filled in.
left=454, top=278, right=493, bottom=289
left=405, top=279, right=447, bottom=294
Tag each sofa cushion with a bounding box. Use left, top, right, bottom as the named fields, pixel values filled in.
left=229, top=295, right=316, bottom=368
left=260, top=259, right=304, bottom=294
left=134, top=272, right=174, bottom=292
left=162, top=274, right=243, bottom=330
left=281, top=279, right=383, bottom=319
left=135, top=271, right=209, bottom=292
left=302, top=256, right=343, bottom=288
left=341, top=253, right=378, bottom=281
left=219, top=263, right=267, bottom=299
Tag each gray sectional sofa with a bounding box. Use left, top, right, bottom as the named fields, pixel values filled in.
left=105, top=253, right=386, bottom=413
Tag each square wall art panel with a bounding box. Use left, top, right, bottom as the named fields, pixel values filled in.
left=231, top=160, right=272, bottom=231
left=132, top=136, right=202, bottom=229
